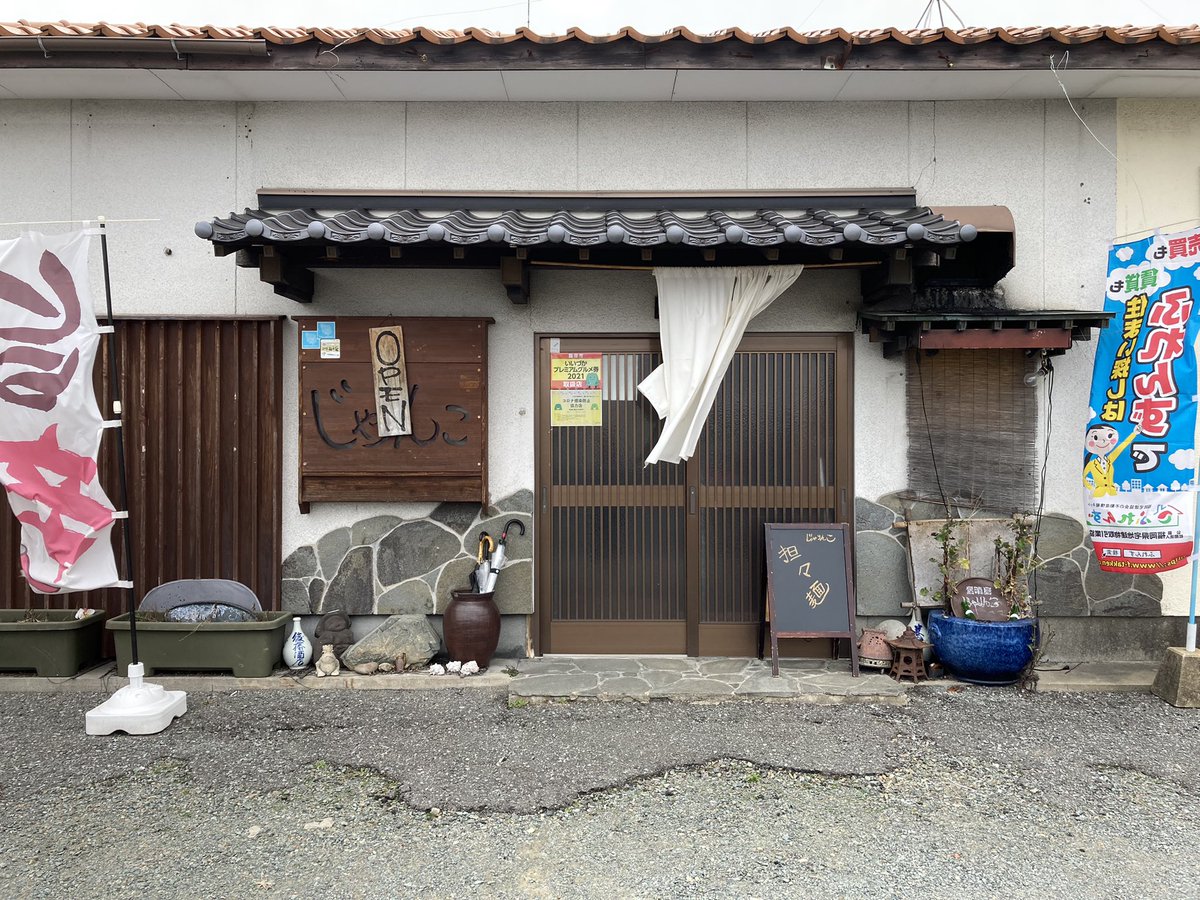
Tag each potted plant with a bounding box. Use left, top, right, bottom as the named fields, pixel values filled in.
left=0, top=603, right=107, bottom=677
left=926, top=515, right=1040, bottom=686
left=105, top=579, right=292, bottom=678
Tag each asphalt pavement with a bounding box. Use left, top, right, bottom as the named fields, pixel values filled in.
left=1, top=687, right=1197, bottom=898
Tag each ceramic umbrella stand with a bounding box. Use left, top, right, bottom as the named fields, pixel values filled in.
left=443, top=589, right=501, bottom=668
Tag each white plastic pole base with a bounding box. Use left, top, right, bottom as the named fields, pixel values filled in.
left=1187, top=623, right=1198, bottom=654
left=85, top=662, right=187, bottom=736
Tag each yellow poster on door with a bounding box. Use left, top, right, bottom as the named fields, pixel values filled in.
left=550, top=353, right=602, bottom=427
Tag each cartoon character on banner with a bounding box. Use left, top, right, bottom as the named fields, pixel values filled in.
left=1083, top=422, right=1141, bottom=498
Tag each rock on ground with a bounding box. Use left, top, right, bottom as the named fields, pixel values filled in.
left=342, top=614, right=441, bottom=668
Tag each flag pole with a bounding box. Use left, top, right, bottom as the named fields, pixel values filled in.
left=1190, top=454, right=1200, bottom=653
left=1189, top=493, right=1198, bottom=652
left=85, top=221, right=185, bottom=735
left=97, top=217, right=137, bottom=664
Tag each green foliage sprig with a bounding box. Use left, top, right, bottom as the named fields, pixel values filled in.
left=919, top=519, right=969, bottom=611
left=994, top=514, right=1037, bottom=620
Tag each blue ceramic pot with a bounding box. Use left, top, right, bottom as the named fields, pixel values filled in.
left=928, top=610, right=1038, bottom=686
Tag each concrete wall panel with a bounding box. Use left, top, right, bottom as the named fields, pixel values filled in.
left=406, top=101, right=577, bottom=191
left=578, top=101, right=747, bottom=191
left=69, top=100, right=236, bottom=316
left=0, top=101, right=72, bottom=236
left=236, top=101, right=405, bottom=195
left=747, top=101, right=911, bottom=190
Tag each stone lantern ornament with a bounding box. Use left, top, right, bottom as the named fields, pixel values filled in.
left=886, top=627, right=930, bottom=683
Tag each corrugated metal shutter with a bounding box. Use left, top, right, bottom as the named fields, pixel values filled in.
left=0, top=319, right=283, bottom=634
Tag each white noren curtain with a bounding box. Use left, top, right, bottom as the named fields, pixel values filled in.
left=637, top=264, right=804, bottom=466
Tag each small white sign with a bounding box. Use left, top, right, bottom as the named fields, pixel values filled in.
left=319, top=339, right=341, bottom=359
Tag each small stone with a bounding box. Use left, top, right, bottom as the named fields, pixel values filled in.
left=320, top=546, right=375, bottom=615
left=487, top=488, right=534, bottom=516
left=247, top=826, right=262, bottom=838
left=855, top=497, right=897, bottom=532
left=376, top=579, right=433, bottom=615
left=281, top=579, right=311, bottom=614
left=303, top=818, right=334, bottom=830
left=352, top=662, right=379, bottom=675
left=429, top=502, right=481, bottom=534
left=855, top=532, right=911, bottom=616
left=378, top=521, right=462, bottom=586
left=352, top=515, right=403, bottom=547
left=282, top=545, right=318, bottom=579
left=378, top=662, right=395, bottom=673
left=316, top=528, right=352, bottom=578
left=429, top=807, right=441, bottom=817
left=435, top=557, right=479, bottom=612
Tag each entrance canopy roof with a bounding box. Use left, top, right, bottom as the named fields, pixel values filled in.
left=195, top=193, right=1015, bottom=303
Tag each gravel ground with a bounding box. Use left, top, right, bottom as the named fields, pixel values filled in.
left=1, top=687, right=1198, bottom=898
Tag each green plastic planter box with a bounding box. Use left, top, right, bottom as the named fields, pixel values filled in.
left=0, top=609, right=108, bottom=677
left=107, top=610, right=291, bottom=678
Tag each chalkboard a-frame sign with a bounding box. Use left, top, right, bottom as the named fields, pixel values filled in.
left=763, top=523, right=860, bottom=678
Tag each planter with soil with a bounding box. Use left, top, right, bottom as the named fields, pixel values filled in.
left=927, top=610, right=1038, bottom=685
left=106, top=610, right=292, bottom=678
left=0, top=609, right=108, bottom=677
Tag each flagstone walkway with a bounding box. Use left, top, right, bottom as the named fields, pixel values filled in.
left=510, top=656, right=911, bottom=703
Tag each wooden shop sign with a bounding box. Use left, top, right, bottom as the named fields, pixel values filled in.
left=951, top=577, right=1009, bottom=622
left=762, top=523, right=859, bottom=677
left=295, top=316, right=493, bottom=508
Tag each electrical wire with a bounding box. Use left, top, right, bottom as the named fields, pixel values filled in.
left=914, top=350, right=951, bottom=516
left=1030, top=356, right=1054, bottom=604
left=1049, top=51, right=1149, bottom=231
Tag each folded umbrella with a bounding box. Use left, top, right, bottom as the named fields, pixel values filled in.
left=483, top=519, right=526, bottom=593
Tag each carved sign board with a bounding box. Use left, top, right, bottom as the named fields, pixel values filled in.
left=763, top=523, right=859, bottom=677
left=368, top=325, right=411, bottom=437
left=295, top=316, right=493, bottom=506
left=951, top=577, right=1009, bottom=622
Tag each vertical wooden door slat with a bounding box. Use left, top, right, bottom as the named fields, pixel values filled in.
left=0, top=319, right=284, bottom=644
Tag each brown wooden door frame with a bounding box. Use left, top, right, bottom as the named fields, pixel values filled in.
left=534, top=332, right=853, bottom=656
left=535, top=335, right=681, bottom=655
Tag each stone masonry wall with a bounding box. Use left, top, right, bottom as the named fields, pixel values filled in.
left=281, top=491, right=533, bottom=617
left=854, top=493, right=1163, bottom=618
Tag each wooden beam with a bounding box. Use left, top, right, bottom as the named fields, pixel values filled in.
left=499, top=256, right=529, bottom=304
left=920, top=327, right=1073, bottom=350
left=259, top=252, right=314, bottom=303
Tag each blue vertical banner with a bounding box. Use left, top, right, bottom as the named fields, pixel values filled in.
left=1085, top=227, right=1200, bottom=573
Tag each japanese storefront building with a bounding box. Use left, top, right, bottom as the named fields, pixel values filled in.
left=2, top=21, right=1199, bottom=659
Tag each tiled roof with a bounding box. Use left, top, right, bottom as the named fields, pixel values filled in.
left=195, top=207, right=982, bottom=248
left=3, top=21, right=1200, bottom=47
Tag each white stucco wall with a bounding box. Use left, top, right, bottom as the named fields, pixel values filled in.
left=0, top=97, right=1116, bottom=564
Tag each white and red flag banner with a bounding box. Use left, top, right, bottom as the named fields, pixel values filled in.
left=0, top=231, right=120, bottom=593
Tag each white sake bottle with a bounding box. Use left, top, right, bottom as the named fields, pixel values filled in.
left=283, top=616, right=313, bottom=670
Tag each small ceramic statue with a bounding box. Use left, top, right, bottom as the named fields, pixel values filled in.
left=315, top=644, right=340, bottom=677
left=314, top=611, right=355, bottom=661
